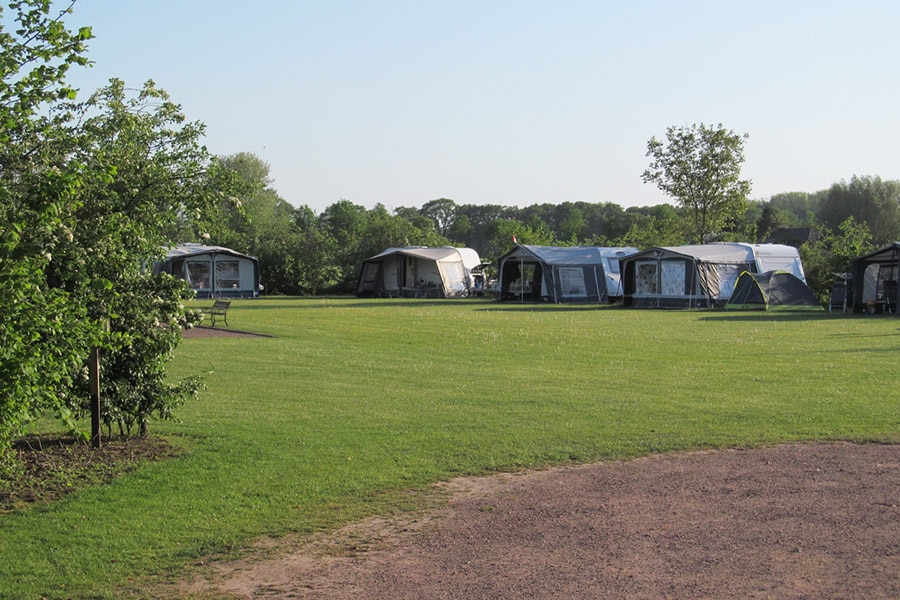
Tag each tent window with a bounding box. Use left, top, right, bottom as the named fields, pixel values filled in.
left=216, top=260, right=241, bottom=289
left=444, top=261, right=465, bottom=293
left=877, top=265, right=899, bottom=300
left=636, top=262, right=658, bottom=295
left=186, top=261, right=211, bottom=290
left=716, top=264, right=743, bottom=298
left=661, top=260, right=686, bottom=295
left=405, top=256, right=416, bottom=288
left=362, top=262, right=380, bottom=285
left=559, top=267, right=586, bottom=296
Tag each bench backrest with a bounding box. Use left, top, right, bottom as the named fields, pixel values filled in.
left=212, top=300, right=231, bottom=310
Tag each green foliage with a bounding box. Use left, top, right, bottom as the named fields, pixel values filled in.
left=817, top=175, right=900, bottom=246
left=67, top=274, right=204, bottom=437
left=643, top=123, right=752, bottom=243
left=615, top=205, right=685, bottom=247
left=482, top=219, right=556, bottom=262
left=30, top=78, right=220, bottom=441
left=800, top=217, right=874, bottom=301
left=0, top=0, right=95, bottom=459
left=769, top=191, right=821, bottom=226
left=1, top=25, right=220, bottom=456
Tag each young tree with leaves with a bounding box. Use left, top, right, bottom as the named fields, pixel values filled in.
left=642, top=123, right=751, bottom=243
left=0, top=0, right=95, bottom=459
left=49, top=78, right=222, bottom=437
left=800, top=217, right=874, bottom=302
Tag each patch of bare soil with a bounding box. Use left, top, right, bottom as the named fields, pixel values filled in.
left=0, top=435, right=179, bottom=513
left=181, top=442, right=899, bottom=600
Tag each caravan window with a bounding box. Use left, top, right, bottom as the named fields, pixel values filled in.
left=606, top=258, right=620, bottom=274
left=559, top=267, right=586, bottom=296
left=636, top=262, right=658, bottom=295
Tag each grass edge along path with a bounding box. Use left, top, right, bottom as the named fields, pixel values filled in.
left=1, top=297, right=897, bottom=599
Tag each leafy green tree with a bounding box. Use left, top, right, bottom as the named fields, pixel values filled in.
left=317, top=200, right=369, bottom=293
left=755, top=202, right=795, bottom=242
left=445, top=212, right=474, bottom=245
left=800, top=217, right=874, bottom=302
left=615, top=205, right=685, bottom=248
left=211, top=152, right=299, bottom=294
left=556, top=202, right=588, bottom=243
left=817, top=175, right=900, bottom=246
left=51, top=78, right=218, bottom=436
left=0, top=0, right=94, bottom=458
left=482, top=220, right=555, bottom=264
left=642, top=123, right=752, bottom=243
left=419, top=198, right=457, bottom=237
left=769, top=191, right=819, bottom=226
left=453, top=204, right=520, bottom=252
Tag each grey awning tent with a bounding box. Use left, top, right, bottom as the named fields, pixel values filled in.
left=356, top=246, right=484, bottom=298
left=154, top=243, right=260, bottom=299
left=849, top=242, right=899, bottom=313
left=725, top=271, right=823, bottom=311
left=620, top=243, right=807, bottom=309
left=497, top=244, right=638, bottom=303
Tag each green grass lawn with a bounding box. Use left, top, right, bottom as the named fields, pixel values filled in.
left=1, top=298, right=898, bottom=598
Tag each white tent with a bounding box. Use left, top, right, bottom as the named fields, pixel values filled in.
left=356, top=246, right=485, bottom=298
left=620, top=243, right=806, bottom=308
left=497, top=244, right=638, bottom=303
left=155, top=243, right=260, bottom=299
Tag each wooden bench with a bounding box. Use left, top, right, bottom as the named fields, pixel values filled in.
left=207, top=300, right=231, bottom=327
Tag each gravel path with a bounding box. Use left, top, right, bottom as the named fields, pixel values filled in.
left=182, top=442, right=899, bottom=599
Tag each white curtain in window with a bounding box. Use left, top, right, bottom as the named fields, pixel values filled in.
left=559, top=267, right=586, bottom=296
left=661, top=261, right=685, bottom=295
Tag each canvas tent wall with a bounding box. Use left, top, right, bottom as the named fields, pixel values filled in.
left=156, top=243, right=260, bottom=299
left=497, top=244, right=638, bottom=304
left=356, top=246, right=484, bottom=298
left=725, top=271, right=823, bottom=311
left=620, top=243, right=806, bottom=309
left=849, top=242, right=899, bottom=313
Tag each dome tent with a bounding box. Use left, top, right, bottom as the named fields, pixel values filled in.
left=724, top=270, right=822, bottom=311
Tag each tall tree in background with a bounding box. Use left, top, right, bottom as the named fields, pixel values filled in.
left=419, top=198, right=457, bottom=237
left=642, top=123, right=751, bottom=243
left=817, top=175, right=900, bottom=246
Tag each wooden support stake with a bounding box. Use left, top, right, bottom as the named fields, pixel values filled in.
left=90, top=346, right=101, bottom=448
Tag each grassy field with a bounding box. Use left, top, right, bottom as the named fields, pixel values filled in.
left=1, top=297, right=898, bottom=598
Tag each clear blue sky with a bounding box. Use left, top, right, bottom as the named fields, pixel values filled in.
left=64, top=1, right=899, bottom=214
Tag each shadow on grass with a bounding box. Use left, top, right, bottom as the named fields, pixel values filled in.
left=227, top=297, right=498, bottom=310
left=698, top=311, right=897, bottom=322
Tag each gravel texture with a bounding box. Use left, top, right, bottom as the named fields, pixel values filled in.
left=182, top=442, right=899, bottom=599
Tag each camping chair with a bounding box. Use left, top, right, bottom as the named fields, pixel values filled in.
left=828, top=281, right=847, bottom=313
